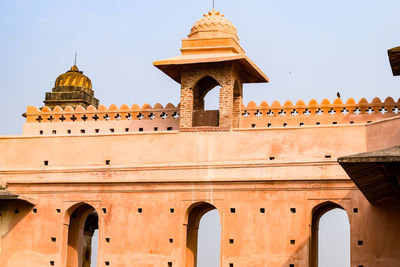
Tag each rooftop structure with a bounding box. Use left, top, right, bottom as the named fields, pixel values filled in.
left=1, top=8, right=400, bottom=267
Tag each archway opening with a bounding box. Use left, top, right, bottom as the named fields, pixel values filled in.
left=311, top=202, right=350, bottom=267
left=66, top=204, right=99, bottom=267
left=185, top=202, right=221, bottom=267
left=192, top=76, right=221, bottom=127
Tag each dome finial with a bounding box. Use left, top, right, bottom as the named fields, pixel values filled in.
left=74, top=52, right=77, bottom=66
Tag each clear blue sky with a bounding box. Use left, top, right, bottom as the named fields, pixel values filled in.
left=0, top=1, right=397, bottom=266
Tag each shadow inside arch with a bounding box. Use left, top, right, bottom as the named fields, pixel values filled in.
left=185, top=201, right=220, bottom=267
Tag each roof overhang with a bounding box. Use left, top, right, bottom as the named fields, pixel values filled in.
left=338, top=146, right=400, bottom=204
left=0, top=190, right=35, bottom=205
left=388, top=46, right=400, bottom=76
left=153, top=53, right=269, bottom=84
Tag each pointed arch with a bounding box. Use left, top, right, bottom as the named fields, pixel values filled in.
left=310, top=201, right=350, bottom=267
left=184, top=202, right=221, bottom=267
left=192, top=76, right=221, bottom=126
left=63, top=202, right=99, bottom=267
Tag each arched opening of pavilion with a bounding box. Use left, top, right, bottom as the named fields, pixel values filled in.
left=65, top=203, right=99, bottom=267
left=311, top=201, right=350, bottom=267
left=192, top=75, right=221, bottom=127
left=185, top=202, right=221, bottom=267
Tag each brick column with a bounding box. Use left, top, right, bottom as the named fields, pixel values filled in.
left=219, top=78, right=234, bottom=128
left=179, top=84, right=194, bottom=128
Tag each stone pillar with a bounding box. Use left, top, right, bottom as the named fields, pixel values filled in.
left=232, top=81, right=243, bottom=128
left=218, top=79, right=234, bottom=128
left=180, top=73, right=195, bottom=128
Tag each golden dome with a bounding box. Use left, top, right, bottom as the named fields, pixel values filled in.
left=54, top=65, right=92, bottom=89
left=189, top=9, right=238, bottom=40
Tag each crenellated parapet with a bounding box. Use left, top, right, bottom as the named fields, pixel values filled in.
left=240, top=97, right=400, bottom=128
left=23, top=97, right=400, bottom=135
left=23, top=103, right=180, bottom=135
left=26, top=103, right=180, bottom=123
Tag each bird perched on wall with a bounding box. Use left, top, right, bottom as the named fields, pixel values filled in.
left=337, top=92, right=341, bottom=99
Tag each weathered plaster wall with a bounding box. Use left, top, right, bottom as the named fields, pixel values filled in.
left=365, top=116, right=400, bottom=151
left=1, top=123, right=400, bottom=267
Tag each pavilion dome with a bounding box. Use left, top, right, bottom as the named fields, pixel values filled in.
left=54, top=65, right=92, bottom=89
left=189, top=9, right=238, bottom=40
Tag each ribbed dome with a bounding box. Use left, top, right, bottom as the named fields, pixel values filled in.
left=189, top=9, right=238, bottom=39
left=54, top=65, right=92, bottom=89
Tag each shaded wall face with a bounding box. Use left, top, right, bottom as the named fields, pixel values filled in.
left=365, top=117, right=400, bottom=151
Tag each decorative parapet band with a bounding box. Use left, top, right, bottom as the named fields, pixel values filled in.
left=25, top=103, right=180, bottom=123
left=240, top=97, right=400, bottom=128
left=25, top=97, right=400, bottom=129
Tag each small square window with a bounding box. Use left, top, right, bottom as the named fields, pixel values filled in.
left=230, top=208, right=236, bottom=213
left=102, top=208, right=107, bottom=214
left=353, top=208, right=358, bottom=213
left=106, top=238, right=110, bottom=243
left=125, top=128, right=129, bottom=132
left=358, top=240, right=363, bottom=246
left=290, top=240, right=295, bottom=245
left=138, top=208, right=143, bottom=213
left=67, top=130, right=71, bottom=134
left=167, top=127, right=173, bottom=131
left=39, top=130, right=43, bottom=135
left=105, top=261, right=110, bottom=266
left=33, top=208, right=38, bottom=213
left=169, top=238, right=173, bottom=243
left=56, top=209, right=61, bottom=213
left=52, top=130, right=57, bottom=134
left=290, top=208, right=296, bottom=213
left=170, top=208, right=175, bottom=213
left=44, top=160, right=49, bottom=166
left=260, top=208, right=265, bottom=213
left=80, top=129, right=85, bottom=133
left=110, top=128, right=115, bottom=133
left=51, top=237, right=56, bottom=242
left=95, top=129, right=100, bottom=133
left=139, top=128, right=143, bottom=132
left=50, top=261, right=55, bottom=266
left=229, top=239, right=234, bottom=244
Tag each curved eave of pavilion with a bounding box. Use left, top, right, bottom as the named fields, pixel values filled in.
left=388, top=46, right=400, bottom=76
left=0, top=190, right=35, bottom=205
left=338, top=146, right=400, bottom=204
left=153, top=53, right=269, bottom=84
